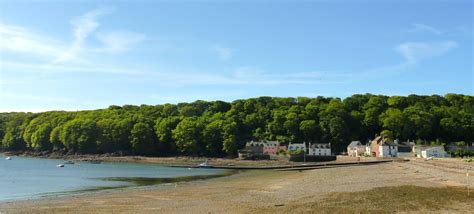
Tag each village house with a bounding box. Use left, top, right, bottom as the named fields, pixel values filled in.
left=421, top=146, right=449, bottom=158
left=244, top=141, right=265, bottom=155
left=370, top=135, right=398, bottom=157
left=347, top=141, right=366, bottom=157
left=262, top=140, right=280, bottom=155
left=238, top=140, right=286, bottom=158
left=412, top=145, right=449, bottom=158
left=365, top=142, right=371, bottom=156
left=308, top=143, right=331, bottom=156
left=238, top=141, right=264, bottom=158
left=395, top=140, right=415, bottom=157
left=288, top=142, right=306, bottom=153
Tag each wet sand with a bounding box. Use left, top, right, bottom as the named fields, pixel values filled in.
left=1, top=158, right=473, bottom=213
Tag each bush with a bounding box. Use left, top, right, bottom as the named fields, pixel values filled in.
left=288, top=150, right=304, bottom=155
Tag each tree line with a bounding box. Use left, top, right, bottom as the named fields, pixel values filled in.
left=0, top=94, right=473, bottom=156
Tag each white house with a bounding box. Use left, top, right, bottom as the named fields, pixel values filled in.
left=378, top=141, right=398, bottom=157
left=347, top=141, right=365, bottom=157
left=288, top=142, right=306, bottom=153
left=365, top=142, right=372, bottom=156
left=421, top=146, right=449, bottom=158
left=309, top=143, right=331, bottom=156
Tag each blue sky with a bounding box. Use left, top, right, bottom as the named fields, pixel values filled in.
left=0, top=0, right=472, bottom=112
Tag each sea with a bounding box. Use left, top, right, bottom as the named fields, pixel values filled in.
left=0, top=153, right=229, bottom=201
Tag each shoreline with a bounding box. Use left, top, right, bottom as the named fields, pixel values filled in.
left=1, top=159, right=472, bottom=213
left=1, top=151, right=382, bottom=168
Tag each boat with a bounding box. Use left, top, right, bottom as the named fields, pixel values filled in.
left=89, top=160, right=102, bottom=164
left=64, top=160, right=75, bottom=164
left=56, top=164, right=65, bottom=167
left=198, top=160, right=212, bottom=168
left=5, top=157, right=11, bottom=160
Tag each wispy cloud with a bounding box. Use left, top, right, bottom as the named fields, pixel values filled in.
left=231, top=66, right=350, bottom=84
left=1, top=60, right=144, bottom=75
left=395, top=40, right=458, bottom=64
left=1, top=7, right=145, bottom=67
left=213, top=45, right=233, bottom=61
left=1, top=92, right=75, bottom=103
left=53, top=8, right=112, bottom=64
left=95, top=31, right=146, bottom=54
left=408, top=23, right=442, bottom=35
left=0, top=23, right=65, bottom=59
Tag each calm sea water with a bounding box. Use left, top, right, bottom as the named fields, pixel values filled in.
left=0, top=153, right=228, bottom=201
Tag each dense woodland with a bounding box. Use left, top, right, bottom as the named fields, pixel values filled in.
left=0, top=94, right=473, bottom=156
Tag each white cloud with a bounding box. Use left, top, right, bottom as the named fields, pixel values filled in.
left=53, top=8, right=112, bottom=64
left=0, top=23, right=65, bottom=59
left=1, top=60, right=144, bottom=75
left=409, top=23, right=442, bottom=35
left=1, top=92, right=75, bottom=103
left=395, top=41, right=458, bottom=64
left=229, top=66, right=344, bottom=85
left=95, top=31, right=146, bottom=54
left=1, top=7, right=145, bottom=69
left=213, top=45, right=233, bottom=61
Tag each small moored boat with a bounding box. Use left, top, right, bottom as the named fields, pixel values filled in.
left=64, top=160, right=75, bottom=164
left=5, top=157, right=12, bottom=160
left=198, top=160, right=212, bottom=168
left=56, top=164, right=65, bottom=167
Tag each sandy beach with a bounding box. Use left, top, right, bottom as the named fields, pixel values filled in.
left=1, top=158, right=473, bottom=213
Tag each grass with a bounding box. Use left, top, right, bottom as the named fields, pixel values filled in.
left=290, top=185, right=473, bottom=213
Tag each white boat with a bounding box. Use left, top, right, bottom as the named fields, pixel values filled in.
left=56, top=164, right=65, bottom=167
left=5, top=157, right=11, bottom=160
left=198, top=160, right=211, bottom=168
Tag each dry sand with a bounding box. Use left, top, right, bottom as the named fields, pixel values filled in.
left=0, top=158, right=473, bottom=213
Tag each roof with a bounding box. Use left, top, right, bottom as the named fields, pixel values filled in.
left=397, top=141, right=415, bottom=147
left=310, top=143, right=331, bottom=149
left=348, top=141, right=362, bottom=148
left=381, top=141, right=398, bottom=147
left=288, top=142, right=305, bottom=146
left=373, top=136, right=382, bottom=142
left=246, top=140, right=280, bottom=147
left=371, top=135, right=394, bottom=146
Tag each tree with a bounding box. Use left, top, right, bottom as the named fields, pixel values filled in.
left=96, top=119, right=132, bottom=153
left=31, top=123, right=52, bottom=150
left=59, top=119, right=98, bottom=153
left=363, top=96, right=388, bottom=136
left=2, top=130, right=26, bottom=150
left=172, top=117, right=203, bottom=155
left=0, top=94, right=472, bottom=157
left=202, top=120, right=224, bottom=156
left=155, top=116, right=181, bottom=154
left=379, top=108, right=406, bottom=139
left=130, top=122, right=156, bottom=155
left=300, top=120, right=319, bottom=143
left=222, top=121, right=239, bottom=156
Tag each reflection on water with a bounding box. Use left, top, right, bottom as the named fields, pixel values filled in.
left=0, top=154, right=231, bottom=201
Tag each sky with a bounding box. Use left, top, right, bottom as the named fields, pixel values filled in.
left=0, top=0, right=472, bottom=112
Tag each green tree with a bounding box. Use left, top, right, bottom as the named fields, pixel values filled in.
left=130, top=122, right=156, bottom=155
left=172, top=117, right=203, bottom=155
left=299, top=120, right=319, bottom=143
left=59, top=119, right=98, bottom=153
left=31, top=123, right=52, bottom=150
